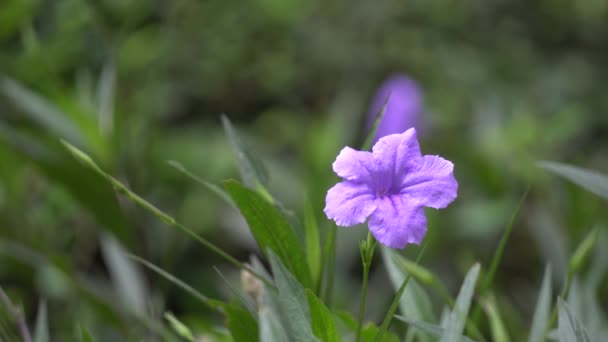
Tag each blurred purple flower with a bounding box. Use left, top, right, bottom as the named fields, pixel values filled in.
left=367, top=75, right=423, bottom=143
left=324, top=128, right=457, bottom=249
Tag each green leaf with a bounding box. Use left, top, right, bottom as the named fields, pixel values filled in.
left=483, top=294, right=510, bottom=342
left=528, top=266, right=552, bottom=342
left=305, top=289, right=338, bottom=342
left=0, top=128, right=131, bottom=242
left=226, top=304, right=259, bottom=342
left=167, top=160, right=235, bottom=207
left=267, top=251, right=318, bottom=342
left=304, top=200, right=322, bottom=292
left=164, top=312, right=195, bottom=342
left=33, top=301, right=49, bottom=342
left=0, top=77, right=85, bottom=146
left=224, top=180, right=311, bottom=287
left=221, top=114, right=268, bottom=187
left=538, top=161, right=608, bottom=200
left=568, top=228, right=600, bottom=274
left=440, top=263, right=480, bottom=342
left=395, top=316, right=475, bottom=342
left=78, top=325, right=95, bottom=342
left=375, top=241, right=428, bottom=342
left=100, top=234, right=148, bottom=315
left=557, top=298, right=590, bottom=342
left=213, top=267, right=257, bottom=315
left=97, top=62, right=115, bottom=137
left=259, top=304, right=290, bottom=342
left=360, top=323, right=400, bottom=342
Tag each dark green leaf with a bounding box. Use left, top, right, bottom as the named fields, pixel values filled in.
left=226, top=304, right=259, bottom=342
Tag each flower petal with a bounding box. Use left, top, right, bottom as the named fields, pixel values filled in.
left=324, top=181, right=376, bottom=227
left=400, top=155, right=458, bottom=209
left=332, top=147, right=375, bottom=182
left=368, top=195, right=427, bottom=249
left=372, top=128, right=422, bottom=180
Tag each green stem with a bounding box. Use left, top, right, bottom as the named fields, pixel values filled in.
left=356, top=232, right=376, bottom=342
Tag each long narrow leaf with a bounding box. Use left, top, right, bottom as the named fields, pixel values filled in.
left=528, top=266, right=552, bottom=342
left=100, top=234, right=148, bottom=315
left=395, top=316, right=475, bottom=342
left=267, top=251, right=318, bottom=342
left=304, top=200, right=322, bottom=292
left=221, top=114, right=268, bottom=187
left=440, top=263, right=480, bottom=342
left=1, top=77, right=84, bottom=145
left=557, top=298, right=591, bottom=342
left=538, top=161, right=608, bottom=200
left=33, top=301, right=48, bottom=342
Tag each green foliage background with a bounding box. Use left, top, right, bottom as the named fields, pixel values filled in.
left=0, top=0, right=606, bottom=340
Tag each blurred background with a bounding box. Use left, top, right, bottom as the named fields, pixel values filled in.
left=0, top=0, right=607, bottom=340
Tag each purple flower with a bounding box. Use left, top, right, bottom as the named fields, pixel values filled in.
left=324, top=129, right=457, bottom=249
left=367, top=75, right=423, bottom=143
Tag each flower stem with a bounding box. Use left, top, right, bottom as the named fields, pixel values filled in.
left=355, top=232, right=376, bottom=342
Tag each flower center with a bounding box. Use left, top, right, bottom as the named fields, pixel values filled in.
left=376, top=186, right=388, bottom=198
